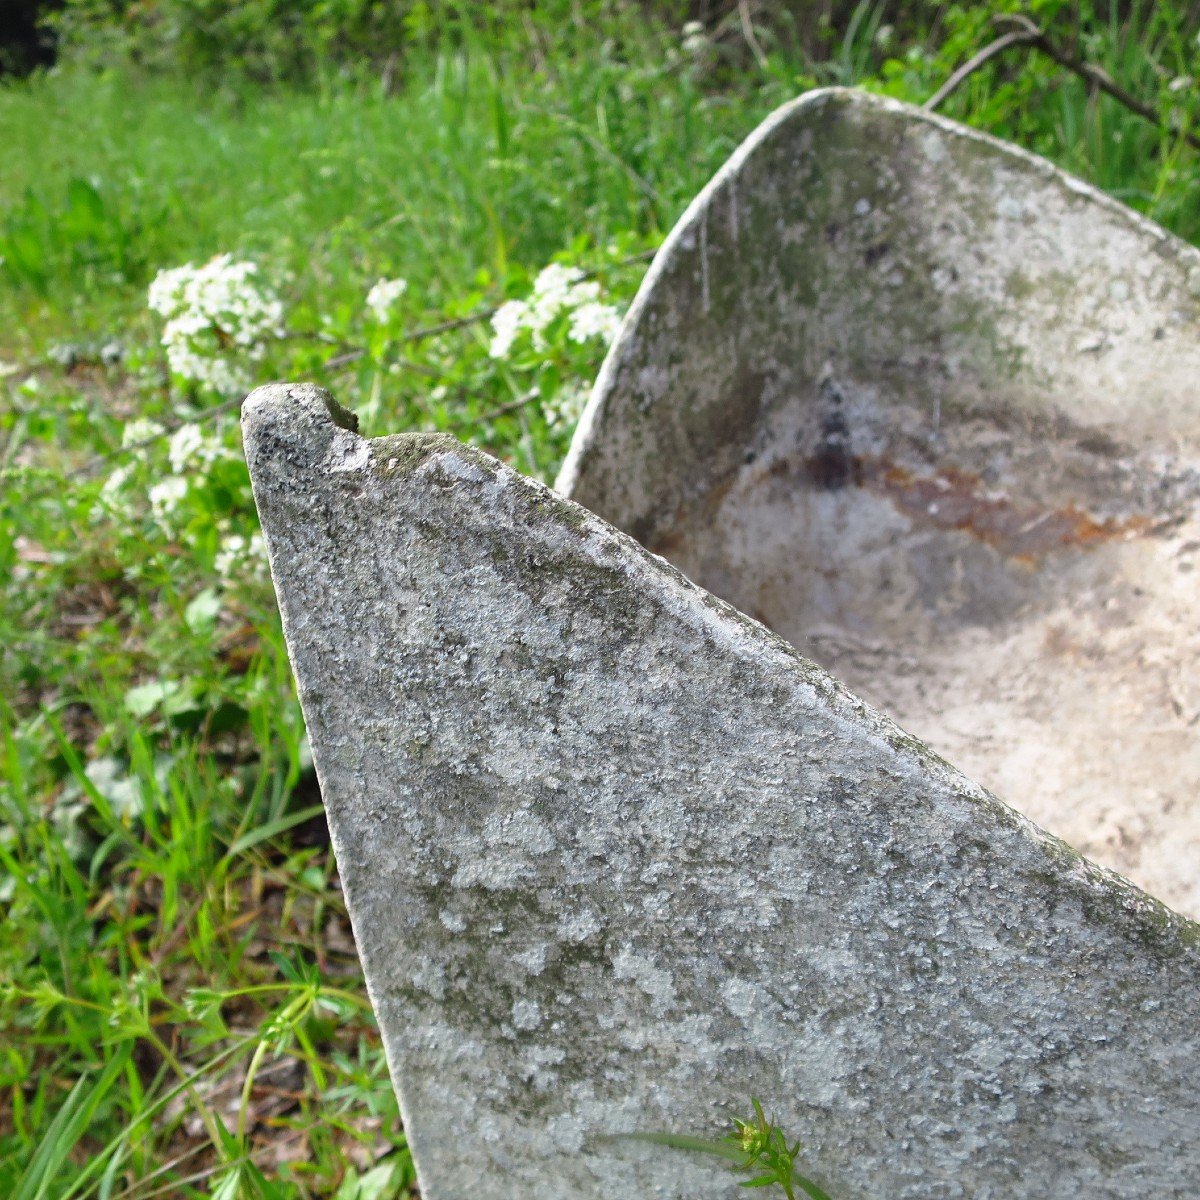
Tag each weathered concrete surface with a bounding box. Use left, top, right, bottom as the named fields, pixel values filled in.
left=559, top=87, right=1200, bottom=919
left=245, top=383, right=1200, bottom=1200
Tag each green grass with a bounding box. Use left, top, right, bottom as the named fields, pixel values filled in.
left=1, top=3, right=1198, bottom=1196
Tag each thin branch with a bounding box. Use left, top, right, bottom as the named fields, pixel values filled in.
left=474, top=391, right=538, bottom=423
left=925, top=14, right=1200, bottom=154
left=22, top=248, right=659, bottom=488
left=323, top=307, right=509, bottom=369
left=65, top=393, right=246, bottom=481
left=738, top=0, right=770, bottom=72
left=922, top=29, right=1040, bottom=111
left=324, top=248, right=656, bottom=370
left=1005, top=14, right=1200, bottom=153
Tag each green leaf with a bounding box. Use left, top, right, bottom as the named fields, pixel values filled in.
left=66, top=178, right=107, bottom=228
left=335, top=1162, right=403, bottom=1200
left=124, top=678, right=182, bottom=717
left=243, top=1159, right=289, bottom=1200
left=794, top=1176, right=835, bottom=1200
left=185, top=587, right=223, bottom=632
left=224, top=802, right=325, bottom=858
left=358, top=1162, right=400, bottom=1200
left=11, top=1049, right=130, bottom=1200
left=615, top=1132, right=744, bottom=1162
left=210, top=1166, right=243, bottom=1200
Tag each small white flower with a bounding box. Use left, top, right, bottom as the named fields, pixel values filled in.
left=682, top=20, right=707, bottom=55
left=167, top=423, right=230, bottom=473
left=214, top=531, right=268, bottom=580
left=567, top=301, right=622, bottom=345
left=489, top=299, right=529, bottom=359
left=121, top=419, right=165, bottom=448
left=488, top=260, right=622, bottom=357
left=148, top=476, right=188, bottom=521
left=214, top=534, right=246, bottom=577
left=177, top=346, right=245, bottom=394
left=167, top=424, right=205, bottom=473
left=99, top=464, right=134, bottom=508
left=543, top=381, right=590, bottom=432
left=530, top=262, right=585, bottom=305
left=85, top=757, right=143, bottom=820
left=527, top=265, right=592, bottom=338
left=366, top=277, right=408, bottom=322
left=147, top=264, right=193, bottom=317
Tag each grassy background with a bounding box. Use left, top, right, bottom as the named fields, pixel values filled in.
left=1, top=3, right=1198, bottom=1197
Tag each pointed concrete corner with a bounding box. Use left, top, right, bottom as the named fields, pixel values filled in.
left=245, top=387, right=1200, bottom=1200
left=242, top=381, right=362, bottom=491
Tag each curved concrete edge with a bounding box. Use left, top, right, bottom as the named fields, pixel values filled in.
left=245, top=385, right=1200, bottom=1200
left=555, top=85, right=1200, bottom=516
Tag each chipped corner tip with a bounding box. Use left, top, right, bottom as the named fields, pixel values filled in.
left=241, top=382, right=365, bottom=480
left=240, top=383, right=481, bottom=493
left=237, top=381, right=360, bottom=489
left=242, top=381, right=360, bottom=435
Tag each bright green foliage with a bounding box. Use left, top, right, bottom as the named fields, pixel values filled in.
left=1, top=2, right=1198, bottom=1196
left=730, top=1099, right=832, bottom=1200
left=46, top=1, right=698, bottom=85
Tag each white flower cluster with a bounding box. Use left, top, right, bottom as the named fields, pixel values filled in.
left=214, top=531, right=268, bottom=580
left=99, top=464, right=134, bottom=508
left=167, top=422, right=227, bottom=474
left=681, top=20, right=708, bottom=55
left=488, top=263, right=622, bottom=358
left=98, top=422, right=166, bottom=516
left=84, top=757, right=146, bottom=819
left=100, top=421, right=236, bottom=528
left=148, top=254, right=283, bottom=395
left=122, top=418, right=165, bottom=447
left=148, top=477, right=188, bottom=521
left=366, top=276, right=408, bottom=322
left=567, top=300, right=622, bottom=345
left=543, top=381, right=590, bottom=433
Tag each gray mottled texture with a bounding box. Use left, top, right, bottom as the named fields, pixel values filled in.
left=245, top=383, right=1200, bottom=1200
left=559, top=87, right=1200, bottom=918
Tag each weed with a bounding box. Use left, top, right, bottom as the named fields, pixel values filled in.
left=629, top=1099, right=832, bottom=1200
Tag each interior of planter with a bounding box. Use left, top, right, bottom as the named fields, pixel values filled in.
left=560, top=89, right=1200, bottom=918
left=645, top=383, right=1200, bottom=919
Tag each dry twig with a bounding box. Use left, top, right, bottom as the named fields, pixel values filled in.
left=922, top=27, right=1041, bottom=111
left=738, top=0, right=770, bottom=72
left=924, top=13, right=1200, bottom=154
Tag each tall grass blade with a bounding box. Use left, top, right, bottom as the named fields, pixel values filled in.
left=12, top=1048, right=130, bottom=1200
